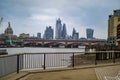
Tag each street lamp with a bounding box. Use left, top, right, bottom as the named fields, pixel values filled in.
left=0, top=17, right=3, bottom=27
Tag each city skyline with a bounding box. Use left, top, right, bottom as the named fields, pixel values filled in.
left=0, top=0, right=120, bottom=39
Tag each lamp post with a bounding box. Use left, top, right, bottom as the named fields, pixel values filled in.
left=0, top=17, right=3, bottom=28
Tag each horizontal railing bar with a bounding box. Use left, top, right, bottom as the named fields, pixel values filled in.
left=0, top=53, right=24, bottom=58
left=0, top=51, right=120, bottom=58
left=24, top=51, right=120, bottom=54
left=85, top=51, right=120, bottom=54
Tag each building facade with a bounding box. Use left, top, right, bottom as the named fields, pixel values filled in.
left=86, top=28, right=94, bottom=39
left=55, top=18, right=62, bottom=39
left=44, top=26, right=53, bottom=39
left=19, top=33, right=30, bottom=38
left=37, top=33, right=41, bottom=39
left=5, top=22, right=13, bottom=36
left=0, top=22, right=18, bottom=44
left=72, top=28, right=79, bottom=40
left=55, top=18, right=67, bottom=39
left=61, top=23, right=67, bottom=39
left=108, top=9, right=120, bottom=45
left=117, top=18, right=120, bottom=45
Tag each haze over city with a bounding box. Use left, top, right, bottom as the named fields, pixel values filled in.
left=0, top=0, right=120, bottom=39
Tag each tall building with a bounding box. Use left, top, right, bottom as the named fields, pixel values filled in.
left=55, top=18, right=62, bottom=39
left=108, top=9, right=120, bottom=45
left=61, top=23, right=67, bottom=39
left=72, top=28, right=76, bottom=38
left=116, top=18, right=120, bottom=45
left=86, top=28, right=94, bottom=39
left=43, top=26, right=53, bottom=39
left=37, top=33, right=41, bottom=39
left=72, top=28, right=79, bottom=40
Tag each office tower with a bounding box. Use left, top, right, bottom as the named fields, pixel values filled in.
left=37, top=33, right=41, bottom=39
left=86, top=28, right=94, bottom=39
left=72, top=28, right=79, bottom=40
left=44, top=26, right=53, bottom=39
left=62, top=23, right=67, bottom=39
left=108, top=9, right=120, bottom=45
left=72, top=28, right=76, bottom=38
left=55, top=18, right=62, bottom=39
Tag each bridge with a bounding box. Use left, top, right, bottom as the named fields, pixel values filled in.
left=23, top=38, right=107, bottom=48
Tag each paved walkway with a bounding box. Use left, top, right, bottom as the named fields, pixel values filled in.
left=1, top=63, right=120, bottom=80
left=95, top=65, right=120, bottom=80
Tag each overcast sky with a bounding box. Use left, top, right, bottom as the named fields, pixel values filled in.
left=0, top=0, right=120, bottom=39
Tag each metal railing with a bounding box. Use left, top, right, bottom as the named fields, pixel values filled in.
left=0, top=51, right=120, bottom=78
left=0, top=54, right=23, bottom=77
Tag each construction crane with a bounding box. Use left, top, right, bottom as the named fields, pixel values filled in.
left=0, top=17, right=3, bottom=27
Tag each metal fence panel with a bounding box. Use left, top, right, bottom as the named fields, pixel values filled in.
left=0, top=55, right=17, bottom=77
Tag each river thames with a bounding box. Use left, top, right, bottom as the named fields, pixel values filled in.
left=0, top=46, right=85, bottom=54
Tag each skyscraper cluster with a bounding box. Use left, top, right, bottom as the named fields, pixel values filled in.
left=40, top=18, right=95, bottom=40
left=55, top=18, right=67, bottom=39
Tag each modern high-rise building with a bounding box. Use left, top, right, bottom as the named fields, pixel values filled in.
left=37, top=33, right=41, bottom=39
left=72, top=28, right=79, bottom=40
left=61, top=23, right=67, bottom=39
left=55, top=18, right=68, bottom=39
left=108, top=9, right=120, bottom=45
left=43, top=26, right=53, bottom=39
left=55, top=18, right=62, bottom=39
left=86, top=28, right=94, bottom=39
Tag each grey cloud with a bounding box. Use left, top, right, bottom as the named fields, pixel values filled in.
left=0, top=0, right=120, bottom=39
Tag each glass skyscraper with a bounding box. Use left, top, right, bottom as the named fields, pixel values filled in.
left=44, top=26, right=53, bottom=39
left=62, top=23, right=67, bottom=39
left=86, top=28, right=94, bottom=39
left=55, top=18, right=67, bottom=39
left=72, top=28, right=79, bottom=40
left=55, top=18, right=62, bottom=39
left=37, top=33, right=41, bottom=39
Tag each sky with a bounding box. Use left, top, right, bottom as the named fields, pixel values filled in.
left=0, top=0, right=120, bottom=39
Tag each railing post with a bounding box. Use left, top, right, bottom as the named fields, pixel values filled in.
left=95, top=53, right=97, bottom=65
left=43, top=53, right=46, bottom=70
left=17, top=54, right=20, bottom=73
left=72, top=53, right=74, bottom=68
left=113, top=51, right=115, bottom=63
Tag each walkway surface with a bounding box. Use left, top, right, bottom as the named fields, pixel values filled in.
left=95, top=65, right=120, bottom=80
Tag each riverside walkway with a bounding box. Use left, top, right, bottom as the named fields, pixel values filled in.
left=1, top=63, right=120, bottom=80
left=1, top=51, right=120, bottom=80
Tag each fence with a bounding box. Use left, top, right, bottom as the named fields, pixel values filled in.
left=0, top=51, right=120, bottom=78
left=0, top=54, right=23, bottom=77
